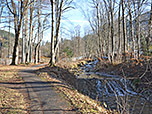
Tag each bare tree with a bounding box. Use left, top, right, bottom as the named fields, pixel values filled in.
left=50, top=0, right=56, bottom=65
left=27, top=0, right=36, bottom=63
left=22, top=0, right=29, bottom=64
left=122, top=0, right=126, bottom=62
left=0, top=0, right=5, bottom=23
left=117, top=1, right=121, bottom=57
left=6, top=0, right=30, bottom=65
left=127, top=0, right=135, bottom=58
left=146, top=0, right=152, bottom=54
left=49, top=0, right=74, bottom=65
left=109, top=0, right=116, bottom=63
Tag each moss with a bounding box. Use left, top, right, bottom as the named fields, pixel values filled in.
left=132, top=79, right=140, bottom=86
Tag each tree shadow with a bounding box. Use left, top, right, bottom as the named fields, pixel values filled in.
left=0, top=80, right=74, bottom=92
left=37, top=66, right=99, bottom=100
left=1, top=107, right=77, bottom=113
left=0, top=68, right=79, bottom=113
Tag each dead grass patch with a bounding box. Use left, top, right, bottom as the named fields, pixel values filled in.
left=0, top=87, right=28, bottom=114
left=0, top=65, right=30, bottom=114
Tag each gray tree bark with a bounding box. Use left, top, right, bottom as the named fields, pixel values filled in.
left=146, top=0, right=152, bottom=54
left=122, top=0, right=126, bottom=62
left=50, top=0, right=56, bottom=65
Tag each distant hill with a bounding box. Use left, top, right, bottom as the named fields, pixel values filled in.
left=0, top=29, right=15, bottom=51
left=0, top=29, right=15, bottom=41
left=139, top=11, right=150, bottom=30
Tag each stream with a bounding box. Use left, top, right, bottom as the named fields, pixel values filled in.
left=74, top=60, right=152, bottom=114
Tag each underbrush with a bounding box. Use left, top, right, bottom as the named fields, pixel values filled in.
left=95, top=57, right=152, bottom=80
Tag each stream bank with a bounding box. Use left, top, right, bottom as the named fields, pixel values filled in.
left=68, top=59, right=152, bottom=114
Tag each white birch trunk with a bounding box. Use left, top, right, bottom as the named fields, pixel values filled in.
left=50, top=0, right=56, bottom=65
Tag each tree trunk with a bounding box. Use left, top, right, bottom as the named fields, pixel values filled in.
left=22, top=2, right=28, bottom=64
left=50, top=0, right=56, bottom=65
left=137, top=1, right=141, bottom=58
left=54, top=0, right=63, bottom=61
left=96, top=1, right=102, bottom=56
left=8, top=0, right=24, bottom=65
left=11, top=33, right=19, bottom=65
left=34, top=46, right=38, bottom=64
left=25, top=0, right=29, bottom=63
left=118, top=1, right=121, bottom=57
left=38, top=44, right=40, bottom=63
left=133, top=0, right=140, bottom=58
left=103, top=0, right=111, bottom=62
left=28, top=0, right=35, bottom=63
left=22, top=19, right=26, bottom=63
left=8, top=12, right=11, bottom=59
left=110, top=0, right=114, bottom=63
left=147, top=0, right=152, bottom=54
left=128, top=0, right=135, bottom=58
left=122, top=0, right=126, bottom=62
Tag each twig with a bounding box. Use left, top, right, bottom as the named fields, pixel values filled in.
left=140, top=60, right=150, bottom=79
left=139, top=101, right=146, bottom=114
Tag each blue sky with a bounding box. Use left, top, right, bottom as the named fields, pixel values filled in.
left=44, top=0, right=90, bottom=42
left=1, top=0, right=151, bottom=42
left=0, top=0, right=90, bottom=42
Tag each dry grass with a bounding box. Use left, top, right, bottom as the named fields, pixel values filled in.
left=0, top=65, right=30, bottom=114
left=95, top=58, right=151, bottom=78
left=0, top=87, right=28, bottom=114
left=55, top=59, right=90, bottom=69
left=0, top=65, right=29, bottom=81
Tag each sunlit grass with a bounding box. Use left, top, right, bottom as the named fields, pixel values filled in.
left=0, top=65, right=29, bottom=114
left=0, top=87, right=28, bottom=114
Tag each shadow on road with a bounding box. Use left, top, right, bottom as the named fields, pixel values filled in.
left=36, top=66, right=100, bottom=104
left=0, top=81, right=73, bottom=91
